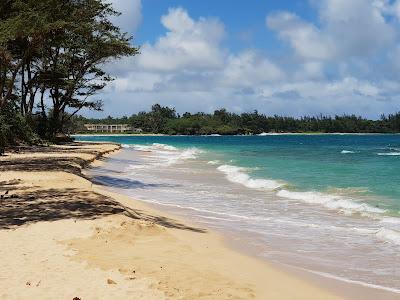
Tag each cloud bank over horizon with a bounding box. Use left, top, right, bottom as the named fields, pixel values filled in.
left=96, top=0, right=400, bottom=119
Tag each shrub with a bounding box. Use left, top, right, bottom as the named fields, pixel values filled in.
left=0, top=103, right=40, bottom=150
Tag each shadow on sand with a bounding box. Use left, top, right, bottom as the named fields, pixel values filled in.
left=0, top=186, right=205, bottom=233
left=92, top=175, right=181, bottom=189
left=0, top=156, right=87, bottom=175
left=0, top=143, right=205, bottom=233
left=0, top=142, right=114, bottom=176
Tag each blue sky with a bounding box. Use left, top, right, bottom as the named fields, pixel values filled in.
left=94, top=0, right=400, bottom=118
left=135, top=0, right=313, bottom=52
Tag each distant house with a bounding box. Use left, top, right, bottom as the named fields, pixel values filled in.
left=83, top=124, right=142, bottom=133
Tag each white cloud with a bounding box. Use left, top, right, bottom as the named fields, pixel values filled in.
left=267, top=12, right=335, bottom=60
left=136, top=7, right=226, bottom=71
left=112, top=72, right=163, bottom=93
left=267, top=0, right=395, bottom=62
left=109, top=0, right=142, bottom=33
left=222, top=50, right=285, bottom=87
left=295, top=61, right=325, bottom=80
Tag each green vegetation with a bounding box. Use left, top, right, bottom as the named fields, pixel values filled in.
left=0, top=0, right=138, bottom=152
left=75, top=104, right=400, bottom=135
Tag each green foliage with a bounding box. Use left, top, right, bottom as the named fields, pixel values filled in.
left=0, top=0, right=138, bottom=144
left=0, top=103, right=39, bottom=150
left=74, top=104, right=400, bottom=135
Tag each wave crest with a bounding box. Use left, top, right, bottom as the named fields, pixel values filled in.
left=341, top=150, right=356, bottom=154
left=276, top=190, right=386, bottom=215
left=377, top=152, right=400, bottom=156
left=127, top=143, right=201, bottom=168
left=217, top=164, right=284, bottom=190
left=131, top=143, right=178, bottom=152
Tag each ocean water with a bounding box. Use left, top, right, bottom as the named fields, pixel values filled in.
left=75, top=134, right=400, bottom=293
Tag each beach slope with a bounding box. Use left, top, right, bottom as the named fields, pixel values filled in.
left=0, top=143, right=340, bottom=299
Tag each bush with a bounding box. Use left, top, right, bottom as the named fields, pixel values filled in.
left=0, top=103, right=40, bottom=149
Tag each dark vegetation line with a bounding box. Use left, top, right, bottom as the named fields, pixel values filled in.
left=71, top=104, right=400, bottom=135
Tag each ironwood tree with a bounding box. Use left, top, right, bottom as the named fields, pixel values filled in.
left=0, top=0, right=139, bottom=141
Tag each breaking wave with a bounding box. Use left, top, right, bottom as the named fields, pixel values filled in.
left=127, top=143, right=202, bottom=168
left=341, top=150, right=356, bottom=154
left=217, top=164, right=285, bottom=190
left=377, top=152, right=400, bottom=156
left=276, top=190, right=386, bottom=215
left=207, top=160, right=221, bottom=165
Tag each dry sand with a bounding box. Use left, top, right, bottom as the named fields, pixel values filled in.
left=0, top=142, right=343, bottom=299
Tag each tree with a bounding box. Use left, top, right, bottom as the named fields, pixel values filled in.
left=37, top=0, right=138, bottom=135
left=147, top=104, right=177, bottom=133
left=0, top=0, right=44, bottom=109
left=0, top=0, right=139, bottom=140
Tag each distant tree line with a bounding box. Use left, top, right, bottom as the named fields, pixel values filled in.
left=0, top=0, right=138, bottom=150
left=73, top=104, right=400, bottom=135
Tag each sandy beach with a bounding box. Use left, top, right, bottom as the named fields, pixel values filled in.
left=0, top=142, right=366, bottom=299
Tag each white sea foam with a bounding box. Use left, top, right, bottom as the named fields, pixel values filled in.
left=207, top=160, right=221, bottom=165
left=341, top=150, right=356, bottom=154
left=380, top=217, right=400, bottom=224
left=306, top=224, right=377, bottom=235
left=375, top=228, right=400, bottom=245
left=302, top=269, right=400, bottom=294
left=152, top=143, right=178, bottom=151
left=258, top=132, right=268, bottom=136
left=217, top=164, right=284, bottom=190
left=377, top=152, right=400, bottom=156
left=135, top=197, right=255, bottom=220
left=276, top=190, right=386, bottom=215
left=132, top=143, right=178, bottom=152
left=127, top=143, right=201, bottom=168
left=312, top=225, right=400, bottom=242
left=155, top=147, right=201, bottom=166
left=178, top=148, right=201, bottom=160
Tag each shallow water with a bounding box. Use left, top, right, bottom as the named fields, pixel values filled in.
left=77, top=135, right=400, bottom=293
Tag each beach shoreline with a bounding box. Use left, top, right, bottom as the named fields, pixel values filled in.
left=71, top=132, right=400, bottom=137
left=0, top=142, right=396, bottom=299
left=97, top=182, right=400, bottom=300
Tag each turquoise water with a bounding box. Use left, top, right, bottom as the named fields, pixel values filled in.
left=76, top=134, right=400, bottom=215
left=76, top=134, right=400, bottom=291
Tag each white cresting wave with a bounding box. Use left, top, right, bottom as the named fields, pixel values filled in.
left=132, top=143, right=178, bottom=152
left=217, top=164, right=285, bottom=190
left=341, top=150, right=356, bottom=154
left=377, top=152, right=400, bottom=156
left=126, top=143, right=202, bottom=168
left=276, top=190, right=386, bottom=215
left=215, top=164, right=400, bottom=228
